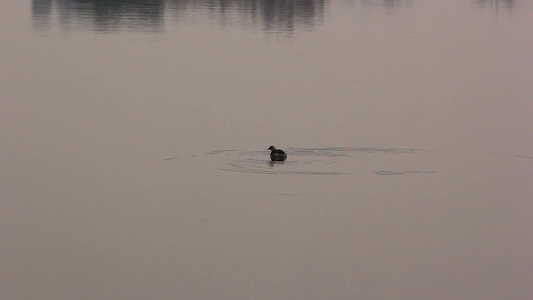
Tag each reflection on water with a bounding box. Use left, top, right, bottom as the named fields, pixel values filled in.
left=32, top=0, right=165, bottom=32
left=31, top=0, right=53, bottom=29
left=473, top=0, right=518, bottom=17
left=168, top=0, right=327, bottom=33
left=356, top=0, right=412, bottom=10
left=32, top=0, right=328, bottom=34
left=474, top=0, right=516, bottom=9
left=31, top=0, right=521, bottom=35
left=34, top=0, right=521, bottom=34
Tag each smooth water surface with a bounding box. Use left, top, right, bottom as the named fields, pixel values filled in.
left=1, top=1, right=532, bottom=299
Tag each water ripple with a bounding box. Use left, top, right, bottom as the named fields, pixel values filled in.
left=212, top=147, right=429, bottom=176
left=166, top=147, right=532, bottom=176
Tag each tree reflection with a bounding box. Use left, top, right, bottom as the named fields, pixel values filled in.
left=31, top=0, right=426, bottom=34
left=32, top=0, right=53, bottom=29
left=32, top=0, right=166, bottom=32
left=31, top=0, right=327, bottom=34
left=474, top=0, right=516, bottom=10
left=475, top=0, right=515, bottom=6
left=167, top=0, right=326, bottom=33
left=473, top=0, right=517, bottom=18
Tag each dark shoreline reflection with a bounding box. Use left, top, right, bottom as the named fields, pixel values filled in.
left=31, top=0, right=328, bottom=34
left=32, top=0, right=166, bottom=33
left=358, top=0, right=411, bottom=10
left=32, top=0, right=53, bottom=30
left=167, top=0, right=327, bottom=33
left=31, top=0, right=520, bottom=34
left=473, top=0, right=517, bottom=15
left=474, top=0, right=516, bottom=9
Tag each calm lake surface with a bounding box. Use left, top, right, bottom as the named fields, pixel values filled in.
left=1, top=0, right=532, bottom=299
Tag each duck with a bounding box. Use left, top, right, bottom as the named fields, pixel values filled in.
left=268, top=146, right=287, bottom=161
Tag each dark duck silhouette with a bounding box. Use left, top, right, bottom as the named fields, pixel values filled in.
left=268, top=146, right=287, bottom=161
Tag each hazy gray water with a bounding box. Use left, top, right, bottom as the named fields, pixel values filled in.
left=1, top=0, right=532, bottom=299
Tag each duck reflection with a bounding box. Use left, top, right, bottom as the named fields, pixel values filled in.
left=268, top=160, right=285, bottom=169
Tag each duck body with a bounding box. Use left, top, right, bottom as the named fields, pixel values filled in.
left=268, top=146, right=287, bottom=161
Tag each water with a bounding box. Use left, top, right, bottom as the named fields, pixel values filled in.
left=1, top=1, right=532, bottom=299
